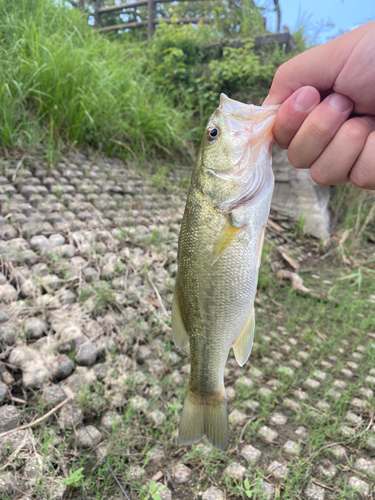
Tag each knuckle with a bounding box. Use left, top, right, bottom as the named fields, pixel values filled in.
left=287, top=148, right=307, bottom=169
left=341, top=118, right=368, bottom=144
left=350, top=131, right=375, bottom=189
left=310, top=162, right=329, bottom=185
left=306, top=116, right=331, bottom=138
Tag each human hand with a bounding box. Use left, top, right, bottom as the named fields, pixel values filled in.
left=264, top=21, right=375, bottom=189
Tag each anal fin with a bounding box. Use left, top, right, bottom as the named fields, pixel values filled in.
left=212, top=218, right=243, bottom=266
left=232, top=308, right=255, bottom=367
left=171, top=293, right=189, bottom=350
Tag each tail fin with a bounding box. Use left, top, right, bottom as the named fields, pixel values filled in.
left=178, top=389, right=228, bottom=451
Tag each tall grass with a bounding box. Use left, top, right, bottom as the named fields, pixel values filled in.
left=332, top=185, right=375, bottom=244
left=0, top=0, right=185, bottom=156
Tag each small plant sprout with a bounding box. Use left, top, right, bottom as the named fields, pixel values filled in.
left=60, top=467, right=84, bottom=488
left=143, top=480, right=165, bottom=500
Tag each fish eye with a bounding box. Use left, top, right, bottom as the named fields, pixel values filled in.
left=206, top=127, right=220, bottom=142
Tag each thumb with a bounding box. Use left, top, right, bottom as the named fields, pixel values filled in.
left=267, top=21, right=375, bottom=106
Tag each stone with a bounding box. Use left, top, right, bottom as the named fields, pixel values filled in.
left=76, top=425, right=102, bottom=448
left=24, top=317, right=48, bottom=339
left=128, top=465, right=145, bottom=481
left=172, top=462, right=191, bottom=484
left=0, top=405, right=21, bottom=432
left=228, top=409, right=247, bottom=425
left=41, top=384, right=66, bottom=407
left=293, top=389, right=308, bottom=400
left=304, top=482, right=325, bottom=500
left=235, top=376, right=253, bottom=388
left=283, top=399, right=300, bottom=412
left=101, top=411, right=123, bottom=432
left=271, top=146, right=330, bottom=240
left=154, top=483, right=172, bottom=500
left=23, top=365, right=50, bottom=389
left=75, top=344, right=97, bottom=366
left=202, top=486, right=225, bottom=500
left=0, top=381, right=8, bottom=402
left=313, top=370, right=327, bottom=381
left=60, top=289, right=76, bottom=305
left=340, top=368, right=354, bottom=378
left=148, top=410, right=165, bottom=426
left=316, top=401, right=330, bottom=412
left=327, top=388, right=342, bottom=400
left=295, top=426, right=308, bottom=439
left=245, top=399, right=259, bottom=412
left=50, top=354, right=74, bottom=380
left=283, top=440, right=300, bottom=456
left=130, top=395, right=148, bottom=411
left=258, top=386, right=273, bottom=397
left=267, top=460, right=288, bottom=480
left=303, top=378, right=320, bottom=389
left=0, top=472, right=22, bottom=496
left=83, top=266, right=99, bottom=282
left=270, top=412, right=288, bottom=425
left=49, top=233, right=65, bottom=247
left=30, top=235, right=49, bottom=252
left=367, top=434, right=375, bottom=450
left=41, top=274, right=61, bottom=291
left=249, top=366, right=262, bottom=378
left=0, top=283, right=18, bottom=303
left=258, top=426, right=278, bottom=443
left=0, top=428, right=33, bottom=451
left=352, top=398, right=367, bottom=410
left=0, top=327, right=16, bottom=345
left=147, top=446, right=165, bottom=463
left=360, top=387, right=373, bottom=399
left=136, top=345, right=152, bottom=363
left=259, top=479, right=275, bottom=499
left=339, top=425, right=356, bottom=437
left=224, top=461, right=246, bottom=481
left=58, top=404, right=83, bottom=429
left=346, top=411, right=363, bottom=426
left=0, top=309, right=9, bottom=323
left=348, top=476, right=370, bottom=496
left=329, top=444, right=347, bottom=461
left=170, top=370, right=184, bottom=387
left=317, top=461, right=338, bottom=480
left=354, top=458, right=375, bottom=475
left=241, top=444, right=261, bottom=464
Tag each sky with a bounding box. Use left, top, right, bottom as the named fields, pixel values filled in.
left=260, top=0, right=375, bottom=44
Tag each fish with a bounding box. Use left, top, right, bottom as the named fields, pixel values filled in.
left=171, top=93, right=279, bottom=451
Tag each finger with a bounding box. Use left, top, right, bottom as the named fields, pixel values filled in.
left=309, top=117, right=375, bottom=185
left=349, top=127, right=375, bottom=190
left=287, top=93, right=353, bottom=170
left=266, top=21, right=375, bottom=106
left=271, top=86, right=321, bottom=149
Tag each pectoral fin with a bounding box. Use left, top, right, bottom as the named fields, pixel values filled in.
left=212, top=218, right=243, bottom=266
left=232, top=308, right=255, bottom=367
left=171, top=293, right=189, bottom=350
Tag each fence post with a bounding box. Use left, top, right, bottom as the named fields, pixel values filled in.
left=148, top=0, right=156, bottom=37
left=94, top=0, right=102, bottom=27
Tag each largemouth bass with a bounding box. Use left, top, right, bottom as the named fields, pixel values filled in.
left=172, top=94, right=278, bottom=451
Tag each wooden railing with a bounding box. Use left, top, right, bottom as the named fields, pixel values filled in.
left=70, top=1, right=295, bottom=51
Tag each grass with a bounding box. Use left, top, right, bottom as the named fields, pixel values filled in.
left=0, top=0, right=186, bottom=159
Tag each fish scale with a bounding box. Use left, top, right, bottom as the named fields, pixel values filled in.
left=172, top=94, right=278, bottom=450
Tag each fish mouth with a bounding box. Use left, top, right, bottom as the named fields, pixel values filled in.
left=217, top=94, right=279, bottom=210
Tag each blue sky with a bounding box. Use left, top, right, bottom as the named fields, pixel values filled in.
left=260, top=0, right=375, bottom=43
